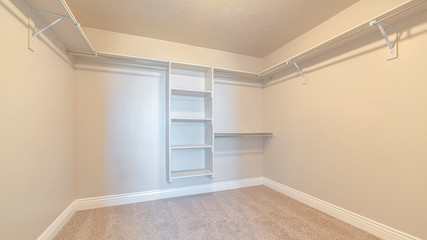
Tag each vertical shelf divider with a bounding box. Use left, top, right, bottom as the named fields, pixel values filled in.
left=166, top=61, right=171, bottom=183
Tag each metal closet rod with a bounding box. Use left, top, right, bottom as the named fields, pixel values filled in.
left=257, top=0, right=427, bottom=77
left=66, top=50, right=263, bottom=78
left=66, top=50, right=169, bottom=65
left=65, top=0, right=425, bottom=78
left=59, top=0, right=97, bottom=56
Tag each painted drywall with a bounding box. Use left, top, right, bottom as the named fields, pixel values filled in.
left=263, top=10, right=427, bottom=239
left=262, top=0, right=414, bottom=69
left=73, top=60, right=264, bottom=198
left=0, top=0, right=75, bottom=239
left=82, top=27, right=263, bottom=73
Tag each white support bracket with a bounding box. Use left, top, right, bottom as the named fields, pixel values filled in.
left=369, top=19, right=394, bottom=54
left=292, top=61, right=307, bottom=85
left=30, top=9, right=68, bottom=42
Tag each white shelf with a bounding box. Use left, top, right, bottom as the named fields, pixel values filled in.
left=171, top=169, right=213, bottom=179
left=171, top=144, right=213, bottom=150
left=215, top=132, right=274, bottom=153
left=167, top=62, right=214, bottom=183
left=171, top=88, right=212, bottom=97
left=215, top=132, right=273, bottom=137
left=171, top=62, right=211, bottom=72
left=171, top=117, right=212, bottom=122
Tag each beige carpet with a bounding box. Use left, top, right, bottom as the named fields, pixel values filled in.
left=54, top=186, right=381, bottom=240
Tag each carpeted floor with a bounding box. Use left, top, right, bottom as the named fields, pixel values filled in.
left=54, top=186, right=381, bottom=240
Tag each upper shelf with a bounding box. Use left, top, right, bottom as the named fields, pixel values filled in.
left=258, top=0, right=427, bottom=77
left=171, top=62, right=211, bottom=73
left=26, top=0, right=96, bottom=55
left=27, top=0, right=427, bottom=80
left=214, top=67, right=271, bottom=81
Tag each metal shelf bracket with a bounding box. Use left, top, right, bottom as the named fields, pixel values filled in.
left=293, top=62, right=307, bottom=85
left=30, top=9, right=68, bottom=42
left=369, top=19, right=394, bottom=54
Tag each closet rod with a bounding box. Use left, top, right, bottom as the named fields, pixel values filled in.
left=59, top=0, right=97, bottom=56
left=258, top=0, right=427, bottom=77
left=65, top=1, right=425, bottom=78
left=67, top=50, right=169, bottom=65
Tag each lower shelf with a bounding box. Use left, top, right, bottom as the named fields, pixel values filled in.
left=171, top=144, right=212, bottom=150
left=171, top=169, right=213, bottom=179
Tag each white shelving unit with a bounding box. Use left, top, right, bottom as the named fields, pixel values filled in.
left=167, top=62, right=214, bottom=183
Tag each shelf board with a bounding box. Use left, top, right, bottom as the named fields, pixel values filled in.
left=215, top=132, right=273, bottom=137
left=214, top=67, right=271, bottom=81
left=171, top=117, right=212, bottom=122
left=171, top=169, right=213, bottom=179
left=171, top=88, right=212, bottom=97
left=171, top=62, right=211, bottom=73
left=171, top=144, right=212, bottom=150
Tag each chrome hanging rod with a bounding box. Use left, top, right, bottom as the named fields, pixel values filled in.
left=64, top=0, right=425, bottom=79
left=59, top=0, right=97, bottom=56
left=258, top=0, right=427, bottom=77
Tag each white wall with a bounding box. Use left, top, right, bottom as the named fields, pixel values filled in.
left=0, top=0, right=75, bottom=239
left=73, top=59, right=264, bottom=198
left=263, top=10, right=427, bottom=239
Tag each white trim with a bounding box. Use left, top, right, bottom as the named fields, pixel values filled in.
left=38, top=177, right=263, bottom=239
left=74, top=177, right=263, bottom=211
left=263, top=178, right=422, bottom=240
left=38, top=177, right=421, bottom=240
left=36, top=201, right=76, bottom=240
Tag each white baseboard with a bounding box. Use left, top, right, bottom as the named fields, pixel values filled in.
left=74, top=177, right=264, bottom=211
left=263, top=178, right=421, bottom=240
left=38, top=177, right=421, bottom=240
left=36, top=202, right=76, bottom=240
left=38, top=177, right=263, bottom=239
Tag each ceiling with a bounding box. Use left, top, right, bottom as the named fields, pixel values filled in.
left=29, top=0, right=360, bottom=57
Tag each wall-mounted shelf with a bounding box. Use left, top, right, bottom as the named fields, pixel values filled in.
left=29, top=0, right=426, bottom=82
left=27, top=0, right=96, bottom=55
left=215, top=132, right=274, bottom=152
left=215, top=132, right=274, bottom=137
left=214, top=67, right=271, bottom=81
left=258, top=0, right=427, bottom=78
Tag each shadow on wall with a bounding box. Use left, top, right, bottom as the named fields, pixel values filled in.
left=105, top=69, right=167, bottom=192
left=3, top=0, right=72, bottom=66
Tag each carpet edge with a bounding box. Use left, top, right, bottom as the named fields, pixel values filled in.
left=262, top=177, right=422, bottom=240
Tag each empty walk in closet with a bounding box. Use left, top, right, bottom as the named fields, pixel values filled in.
left=1, top=0, right=427, bottom=239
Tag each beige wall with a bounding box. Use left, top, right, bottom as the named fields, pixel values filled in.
left=83, top=27, right=263, bottom=72
left=73, top=60, right=264, bottom=198
left=263, top=10, right=427, bottom=239
left=262, top=0, right=413, bottom=69
left=0, top=0, right=75, bottom=239
left=2, top=0, right=426, bottom=238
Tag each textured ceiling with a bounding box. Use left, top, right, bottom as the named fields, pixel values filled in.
left=63, top=0, right=358, bottom=57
